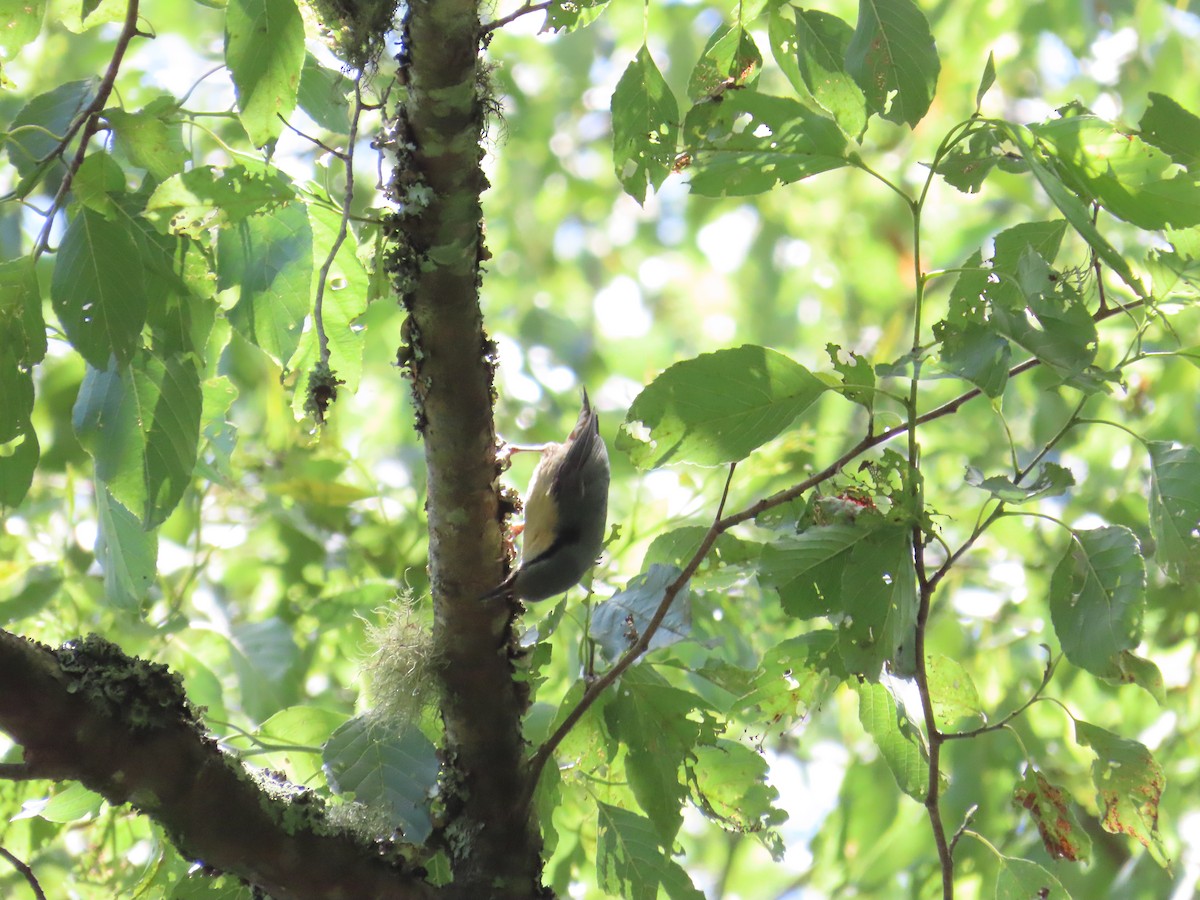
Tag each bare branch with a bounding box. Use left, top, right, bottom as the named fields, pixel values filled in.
left=0, top=846, right=46, bottom=900
left=481, top=1, right=551, bottom=35
left=33, top=0, right=145, bottom=259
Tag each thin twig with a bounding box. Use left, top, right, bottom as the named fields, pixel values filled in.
left=313, top=75, right=365, bottom=368
left=0, top=847, right=46, bottom=900
left=480, top=1, right=552, bottom=35
left=947, top=804, right=978, bottom=856
left=32, top=0, right=143, bottom=259
left=525, top=294, right=1148, bottom=806
left=277, top=113, right=348, bottom=160
left=942, top=651, right=1059, bottom=742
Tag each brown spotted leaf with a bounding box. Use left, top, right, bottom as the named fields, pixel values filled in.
left=1012, top=768, right=1091, bottom=862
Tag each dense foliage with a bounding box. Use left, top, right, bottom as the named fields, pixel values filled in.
left=1, top=0, right=1199, bottom=897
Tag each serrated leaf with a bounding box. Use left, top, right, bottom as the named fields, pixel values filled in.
left=1139, top=93, right=1200, bottom=171
left=73, top=352, right=202, bottom=527
left=770, top=8, right=867, bottom=139
left=145, top=164, right=297, bottom=236
left=94, top=484, right=156, bottom=611
left=106, top=103, right=187, bottom=181
left=0, top=0, right=46, bottom=54
left=683, top=93, right=848, bottom=196
left=1074, top=720, right=1168, bottom=867
left=936, top=126, right=1015, bottom=194
left=855, top=680, right=928, bottom=800
left=688, top=739, right=786, bottom=854
left=838, top=525, right=918, bottom=678
left=605, top=666, right=713, bottom=843
left=1013, top=768, right=1092, bottom=862
left=612, top=46, right=679, bottom=204
left=591, top=564, right=689, bottom=662
left=596, top=803, right=703, bottom=900
left=218, top=201, right=312, bottom=367
left=761, top=522, right=879, bottom=617
left=1049, top=526, right=1145, bottom=681
left=687, top=25, right=762, bottom=102
left=1031, top=113, right=1200, bottom=230
left=225, top=0, right=305, bottom=147
left=296, top=54, right=352, bottom=133
left=964, top=462, right=1074, bottom=503
left=5, top=78, right=96, bottom=184
left=736, top=631, right=846, bottom=730
left=323, top=714, right=439, bottom=844
left=617, top=345, right=826, bottom=468
left=1004, top=123, right=1146, bottom=297
left=643, top=526, right=756, bottom=572
left=52, top=207, right=149, bottom=368
left=542, top=0, right=611, bottom=33
left=845, top=0, right=940, bottom=128
left=0, top=257, right=46, bottom=367
left=926, top=655, right=983, bottom=729
left=827, top=343, right=874, bottom=412
left=994, top=856, right=1070, bottom=900
left=1146, top=441, right=1200, bottom=578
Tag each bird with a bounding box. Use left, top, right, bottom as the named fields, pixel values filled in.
left=484, top=390, right=610, bottom=602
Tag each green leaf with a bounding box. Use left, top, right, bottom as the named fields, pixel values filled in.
left=1049, top=526, right=1145, bottom=681
left=771, top=8, right=867, bottom=139
left=296, top=54, right=352, bottom=133
left=845, top=0, right=940, bottom=128
left=1031, top=113, right=1200, bottom=230
left=106, top=101, right=188, bottom=181
left=837, top=525, right=918, bottom=678
left=1146, top=441, right=1200, bottom=578
left=926, top=655, right=983, bottom=729
left=145, top=164, right=298, bottom=237
left=684, top=93, right=848, bottom=197
left=761, top=522, right=880, bottom=618
left=51, top=207, right=149, bottom=369
left=994, top=856, right=1070, bottom=900
left=5, top=78, right=96, bottom=185
left=0, top=256, right=46, bottom=366
left=935, top=321, right=1012, bottom=396
left=1004, top=123, right=1146, bottom=297
left=975, top=51, right=996, bottom=109
left=1074, top=721, right=1168, bottom=867
left=1013, top=768, right=1091, bottom=862
left=543, top=0, right=611, bottom=33
left=0, top=415, right=38, bottom=510
left=590, top=564, right=690, bottom=661
left=596, top=803, right=703, bottom=900
left=964, top=462, right=1074, bottom=504
left=224, top=0, right=305, bottom=147
left=0, top=0, right=46, bottom=54
left=254, top=706, right=347, bottom=786
left=611, top=45, right=679, bottom=204
left=1139, top=93, right=1200, bottom=170
left=617, top=345, right=827, bottom=468
left=827, top=343, right=875, bottom=413
left=73, top=352, right=202, bottom=528
left=688, top=739, right=786, bottom=854
left=936, top=126, right=1020, bottom=194
left=736, top=631, right=846, bottom=730
left=687, top=25, right=762, bottom=102
left=323, top=714, right=439, bottom=845
left=643, top=526, right=757, bottom=573
left=94, top=483, right=157, bottom=610
left=604, top=667, right=717, bottom=846
left=218, top=201, right=313, bottom=367
left=855, top=680, right=928, bottom=800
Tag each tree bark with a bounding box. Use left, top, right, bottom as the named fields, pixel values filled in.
left=393, top=0, right=544, bottom=894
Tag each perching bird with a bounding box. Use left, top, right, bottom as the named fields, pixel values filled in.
left=484, top=390, right=610, bottom=602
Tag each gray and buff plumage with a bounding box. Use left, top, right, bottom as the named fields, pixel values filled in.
left=485, top=391, right=610, bottom=602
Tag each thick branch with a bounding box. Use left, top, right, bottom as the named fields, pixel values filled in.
left=0, top=631, right=435, bottom=900
left=394, top=0, right=542, bottom=893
